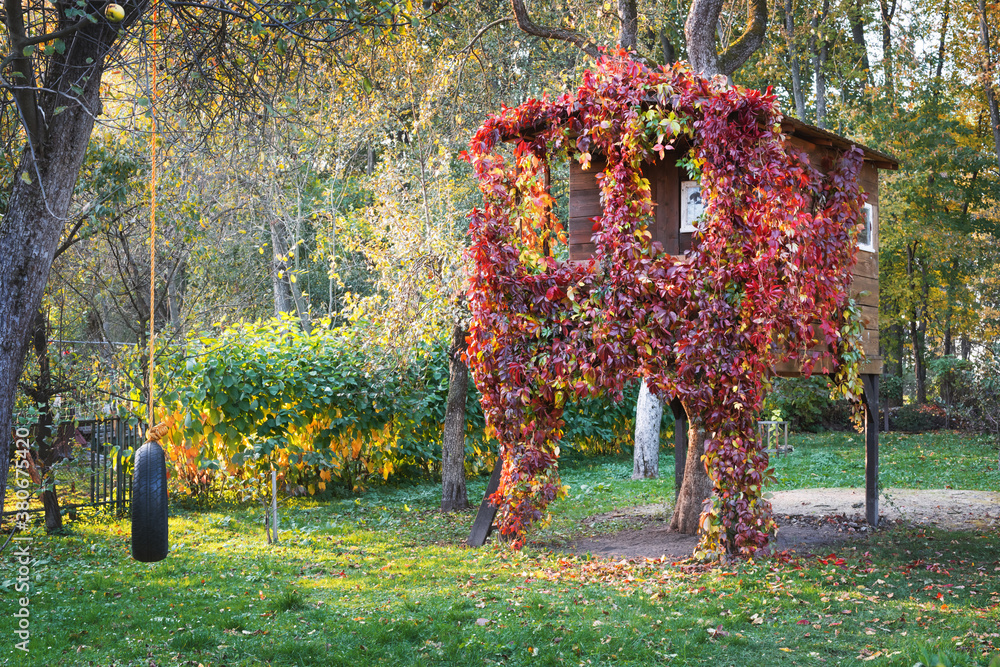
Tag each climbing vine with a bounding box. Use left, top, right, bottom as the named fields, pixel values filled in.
left=464, top=53, right=866, bottom=557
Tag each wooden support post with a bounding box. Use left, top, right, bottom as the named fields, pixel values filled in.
left=861, top=374, right=880, bottom=528
left=669, top=399, right=687, bottom=500
left=467, top=458, right=503, bottom=547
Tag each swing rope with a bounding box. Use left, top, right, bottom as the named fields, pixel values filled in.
left=131, top=0, right=170, bottom=565
left=146, top=0, right=168, bottom=443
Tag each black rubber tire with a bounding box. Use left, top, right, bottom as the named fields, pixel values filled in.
left=131, top=442, right=168, bottom=562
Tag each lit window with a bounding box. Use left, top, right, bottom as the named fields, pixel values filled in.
left=680, top=181, right=703, bottom=233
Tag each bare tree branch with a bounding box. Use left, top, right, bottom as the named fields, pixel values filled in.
left=459, top=16, right=514, bottom=54
left=510, top=0, right=598, bottom=58
left=2, top=0, right=43, bottom=148
left=717, top=0, right=767, bottom=76
left=686, top=0, right=767, bottom=77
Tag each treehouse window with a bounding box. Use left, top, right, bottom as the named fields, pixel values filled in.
left=680, top=181, right=703, bottom=233
left=858, top=202, right=875, bottom=252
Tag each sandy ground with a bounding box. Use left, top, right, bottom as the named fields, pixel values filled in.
left=771, top=487, right=1000, bottom=530
left=567, top=488, right=1000, bottom=560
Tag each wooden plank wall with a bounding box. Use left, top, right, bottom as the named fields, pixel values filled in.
left=568, top=159, right=684, bottom=257
left=567, top=159, right=604, bottom=260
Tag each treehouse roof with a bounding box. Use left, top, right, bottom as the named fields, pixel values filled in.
left=779, top=116, right=898, bottom=170
left=503, top=108, right=899, bottom=171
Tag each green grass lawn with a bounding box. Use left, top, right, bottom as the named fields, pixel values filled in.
left=770, top=431, right=1000, bottom=491
left=2, top=431, right=999, bottom=666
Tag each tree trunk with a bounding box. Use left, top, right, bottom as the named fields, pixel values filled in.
left=888, top=321, right=904, bottom=380
left=659, top=28, right=677, bottom=64
left=917, top=259, right=930, bottom=404
left=814, top=41, right=829, bottom=127
left=879, top=0, right=896, bottom=106
left=935, top=0, right=950, bottom=90
left=810, top=0, right=831, bottom=127
left=40, top=487, right=63, bottom=534
left=979, top=0, right=1000, bottom=170
left=441, top=324, right=470, bottom=512
left=28, top=313, right=64, bottom=535
left=673, top=2, right=765, bottom=535
left=269, top=220, right=311, bottom=330
left=618, top=0, right=638, bottom=51
left=669, top=404, right=712, bottom=535
left=632, top=380, right=661, bottom=479
left=911, top=318, right=927, bottom=404
left=685, top=0, right=767, bottom=77
left=943, top=263, right=955, bottom=357
left=848, top=0, right=873, bottom=87
left=906, top=242, right=927, bottom=404
left=780, top=0, right=807, bottom=120
left=0, top=50, right=110, bottom=515
left=34, top=413, right=64, bottom=534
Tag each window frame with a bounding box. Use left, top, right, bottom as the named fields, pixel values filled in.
left=858, top=202, right=875, bottom=252
left=680, top=180, right=703, bottom=233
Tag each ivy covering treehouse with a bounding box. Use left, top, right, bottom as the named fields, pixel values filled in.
left=463, top=53, right=895, bottom=558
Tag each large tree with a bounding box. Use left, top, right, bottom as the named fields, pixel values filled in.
left=0, top=0, right=416, bottom=513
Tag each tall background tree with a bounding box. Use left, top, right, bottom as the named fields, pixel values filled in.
left=0, top=0, right=427, bottom=512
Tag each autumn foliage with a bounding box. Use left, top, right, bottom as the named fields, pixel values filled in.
left=464, top=53, right=866, bottom=556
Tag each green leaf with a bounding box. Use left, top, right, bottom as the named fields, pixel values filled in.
left=20, top=172, right=32, bottom=184
left=22, top=45, right=35, bottom=57
left=52, top=106, right=68, bottom=116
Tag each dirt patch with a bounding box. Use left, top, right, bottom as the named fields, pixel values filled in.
left=773, top=488, right=1000, bottom=530
left=567, top=488, right=1000, bottom=560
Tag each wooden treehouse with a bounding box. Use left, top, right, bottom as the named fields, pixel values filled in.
left=468, top=118, right=899, bottom=546
left=569, top=119, right=892, bottom=375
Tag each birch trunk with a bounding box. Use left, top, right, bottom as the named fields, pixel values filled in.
left=632, top=380, right=661, bottom=479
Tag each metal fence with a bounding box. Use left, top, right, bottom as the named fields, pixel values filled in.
left=3, top=416, right=145, bottom=518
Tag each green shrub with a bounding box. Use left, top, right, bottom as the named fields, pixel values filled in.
left=889, top=403, right=947, bottom=432
left=763, top=376, right=853, bottom=432
left=156, top=317, right=640, bottom=500
left=880, top=372, right=904, bottom=406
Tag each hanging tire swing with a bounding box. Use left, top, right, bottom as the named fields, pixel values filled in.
left=132, top=5, right=169, bottom=563
left=132, top=436, right=168, bottom=562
